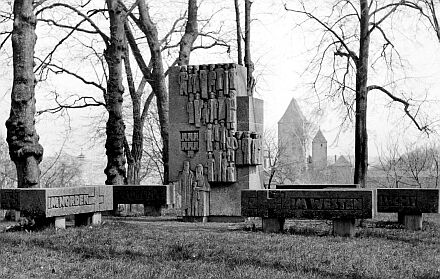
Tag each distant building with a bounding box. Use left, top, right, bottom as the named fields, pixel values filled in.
left=277, top=98, right=308, bottom=171
left=77, top=153, right=106, bottom=185
left=312, top=129, right=327, bottom=170
left=309, top=130, right=353, bottom=184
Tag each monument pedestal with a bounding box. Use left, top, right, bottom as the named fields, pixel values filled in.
left=398, top=212, right=405, bottom=224
left=262, top=217, right=285, bottom=233
left=404, top=214, right=423, bottom=231
left=54, top=216, right=66, bottom=229
left=333, top=219, right=356, bottom=237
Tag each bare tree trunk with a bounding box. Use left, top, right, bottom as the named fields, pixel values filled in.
left=104, top=0, right=127, bottom=185
left=123, top=43, right=143, bottom=185
left=5, top=0, right=43, bottom=188
left=244, top=0, right=255, bottom=95
left=138, top=0, right=169, bottom=184
left=354, top=0, right=370, bottom=188
left=234, top=0, right=243, bottom=65
left=177, top=0, right=198, bottom=66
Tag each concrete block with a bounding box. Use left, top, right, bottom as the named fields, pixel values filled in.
left=92, top=212, right=102, bottom=225
left=0, top=189, right=20, bottom=210
left=333, top=219, right=355, bottom=237
left=404, top=214, right=423, bottom=231
left=262, top=217, right=285, bottom=233
left=54, top=216, right=66, bottom=229
left=113, top=185, right=166, bottom=206
left=377, top=188, right=439, bottom=214
left=242, top=189, right=373, bottom=220
left=19, top=186, right=113, bottom=218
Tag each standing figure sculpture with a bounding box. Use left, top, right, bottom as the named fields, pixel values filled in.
left=179, top=161, right=194, bottom=216
left=199, top=65, right=208, bottom=99
left=208, top=64, right=216, bottom=93
left=179, top=66, right=188, bottom=96
left=194, top=93, right=203, bottom=128
left=194, top=164, right=210, bottom=222
left=187, top=93, right=195, bottom=124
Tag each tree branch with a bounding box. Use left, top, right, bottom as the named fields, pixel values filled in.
left=285, top=3, right=359, bottom=63
left=36, top=3, right=110, bottom=45
left=367, top=85, right=430, bottom=133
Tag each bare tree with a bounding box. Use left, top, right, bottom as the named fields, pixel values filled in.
left=234, top=0, right=243, bottom=65
left=375, top=141, right=440, bottom=188
left=40, top=152, right=84, bottom=188
left=104, top=0, right=127, bottom=185
left=2, top=1, right=231, bottom=187
left=244, top=0, right=255, bottom=95
left=285, top=0, right=430, bottom=187
left=5, top=0, right=44, bottom=188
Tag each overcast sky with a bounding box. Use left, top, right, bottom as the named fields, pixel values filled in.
left=1, top=0, right=440, bottom=161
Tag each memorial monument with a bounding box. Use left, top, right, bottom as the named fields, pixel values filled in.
left=168, top=63, right=264, bottom=222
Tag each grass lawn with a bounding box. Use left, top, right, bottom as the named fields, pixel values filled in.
left=1, top=218, right=440, bottom=279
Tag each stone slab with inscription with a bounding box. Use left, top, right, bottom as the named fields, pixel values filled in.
left=276, top=184, right=358, bottom=190
left=19, top=186, right=113, bottom=217
left=242, top=189, right=372, bottom=219
left=113, top=185, right=166, bottom=206
left=377, top=188, right=439, bottom=214
left=0, top=189, right=20, bottom=210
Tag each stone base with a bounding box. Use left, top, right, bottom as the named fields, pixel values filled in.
left=182, top=216, right=204, bottom=222
left=333, top=219, right=355, bottom=237
left=404, top=214, right=423, bottom=231
left=13, top=210, right=20, bottom=222
left=208, top=216, right=245, bottom=223
left=262, top=217, right=285, bottom=233
left=92, top=212, right=102, bottom=225
left=144, top=205, right=161, bottom=217
left=181, top=215, right=245, bottom=223
left=54, top=216, right=66, bottom=229
left=398, top=212, right=405, bottom=224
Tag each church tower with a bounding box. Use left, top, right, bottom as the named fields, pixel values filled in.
left=312, top=129, right=327, bottom=169
left=278, top=98, right=307, bottom=169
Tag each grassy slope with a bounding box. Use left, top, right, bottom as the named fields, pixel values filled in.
left=1, top=220, right=440, bottom=279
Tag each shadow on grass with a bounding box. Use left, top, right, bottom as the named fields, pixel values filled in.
left=285, top=225, right=332, bottom=237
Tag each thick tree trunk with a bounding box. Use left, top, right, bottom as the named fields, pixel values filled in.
left=354, top=0, right=370, bottom=188
left=177, top=0, right=198, bottom=66
left=244, top=0, right=254, bottom=95
left=234, top=0, right=243, bottom=65
left=5, top=0, right=43, bottom=188
left=104, top=0, right=127, bottom=185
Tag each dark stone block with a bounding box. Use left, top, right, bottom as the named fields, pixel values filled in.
left=377, top=188, right=439, bottom=214
left=236, top=97, right=264, bottom=134
left=113, top=185, right=166, bottom=206
left=276, top=184, right=358, bottom=190
left=241, top=189, right=372, bottom=219
left=0, top=189, right=20, bottom=210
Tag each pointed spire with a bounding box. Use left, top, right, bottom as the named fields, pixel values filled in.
left=312, top=129, right=326, bottom=143
left=278, top=97, right=305, bottom=124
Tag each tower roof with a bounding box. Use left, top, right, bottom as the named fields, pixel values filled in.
left=312, top=129, right=327, bottom=143
left=334, top=155, right=351, bottom=167
left=278, top=98, right=305, bottom=124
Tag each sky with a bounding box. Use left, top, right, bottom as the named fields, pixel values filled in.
left=1, top=0, right=440, bottom=163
